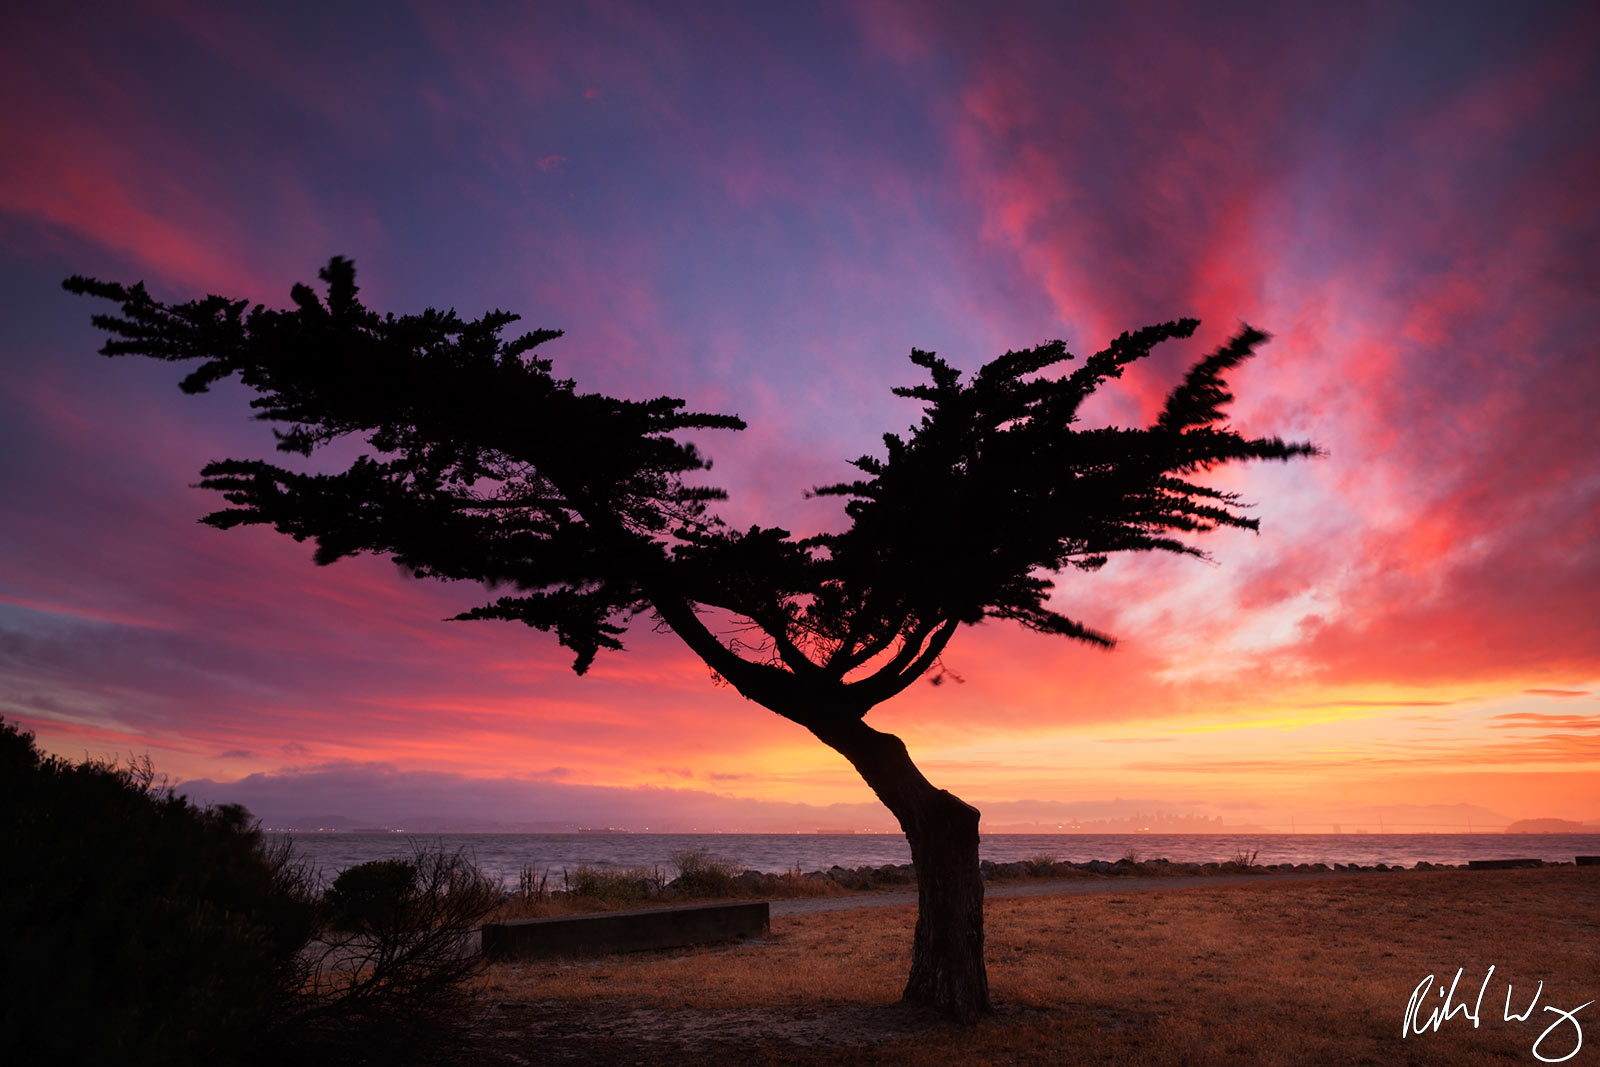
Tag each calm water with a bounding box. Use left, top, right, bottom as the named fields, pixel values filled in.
left=274, top=832, right=1600, bottom=889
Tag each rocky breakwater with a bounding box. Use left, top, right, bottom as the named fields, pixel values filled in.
left=716, top=855, right=1579, bottom=896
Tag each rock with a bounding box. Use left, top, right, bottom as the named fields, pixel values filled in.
left=876, top=864, right=913, bottom=885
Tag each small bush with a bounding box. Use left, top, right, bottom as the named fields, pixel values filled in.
left=566, top=864, right=664, bottom=904
left=1023, top=853, right=1059, bottom=876
left=326, top=857, right=419, bottom=931
left=671, top=849, right=741, bottom=897
left=767, top=864, right=839, bottom=897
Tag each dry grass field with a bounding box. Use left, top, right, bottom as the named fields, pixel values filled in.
left=461, top=867, right=1598, bottom=1065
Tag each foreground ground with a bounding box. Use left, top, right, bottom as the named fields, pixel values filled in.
left=460, top=868, right=1598, bottom=1065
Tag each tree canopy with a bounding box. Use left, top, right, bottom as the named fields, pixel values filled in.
left=66, top=258, right=1314, bottom=725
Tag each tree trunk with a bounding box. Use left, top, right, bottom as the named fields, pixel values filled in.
left=810, top=716, right=990, bottom=1022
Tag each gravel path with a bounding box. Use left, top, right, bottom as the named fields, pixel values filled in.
left=768, top=869, right=1373, bottom=917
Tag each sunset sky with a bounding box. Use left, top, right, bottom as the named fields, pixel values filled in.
left=2, top=2, right=1596, bottom=832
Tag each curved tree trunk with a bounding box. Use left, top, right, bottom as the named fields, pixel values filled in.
left=810, top=716, right=990, bottom=1022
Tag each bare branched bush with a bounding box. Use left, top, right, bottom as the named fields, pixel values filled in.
left=288, top=846, right=501, bottom=1060
left=517, top=864, right=550, bottom=905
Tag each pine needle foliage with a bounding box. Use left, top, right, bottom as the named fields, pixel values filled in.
left=66, top=260, right=1315, bottom=718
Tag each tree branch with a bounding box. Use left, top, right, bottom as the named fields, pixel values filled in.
left=845, top=615, right=957, bottom=709
left=824, top=623, right=899, bottom=680
left=674, top=590, right=825, bottom=680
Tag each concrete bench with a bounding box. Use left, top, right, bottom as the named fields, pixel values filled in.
left=1467, top=858, right=1542, bottom=870
left=481, top=901, right=770, bottom=961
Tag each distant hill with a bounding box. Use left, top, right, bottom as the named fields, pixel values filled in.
left=1504, top=818, right=1600, bottom=833
left=267, top=815, right=590, bottom=833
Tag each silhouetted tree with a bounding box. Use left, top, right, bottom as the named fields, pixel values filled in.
left=67, top=259, right=1315, bottom=1021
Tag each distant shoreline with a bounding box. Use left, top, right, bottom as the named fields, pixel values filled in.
left=263, top=827, right=1600, bottom=836
left=277, top=830, right=1600, bottom=889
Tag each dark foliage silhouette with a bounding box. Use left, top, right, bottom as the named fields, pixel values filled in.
left=0, top=718, right=316, bottom=1065
left=1, top=719, right=508, bottom=1064
left=68, top=259, right=1315, bottom=1020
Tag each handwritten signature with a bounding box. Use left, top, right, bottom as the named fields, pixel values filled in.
left=1404, top=966, right=1592, bottom=1063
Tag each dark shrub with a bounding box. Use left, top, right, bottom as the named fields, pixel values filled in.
left=0, top=720, right=501, bottom=1066
left=0, top=719, right=317, bottom=1066
left=326, top=857, right=421, bottom=931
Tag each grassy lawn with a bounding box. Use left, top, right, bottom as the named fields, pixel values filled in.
left=467, top=867, right=1599, bottom=1065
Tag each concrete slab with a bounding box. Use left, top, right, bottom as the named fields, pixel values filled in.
left=1467, top=858, right=1543, bottom=869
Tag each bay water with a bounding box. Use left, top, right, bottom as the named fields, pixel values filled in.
left=274, top=831, right=1600, bottom=889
